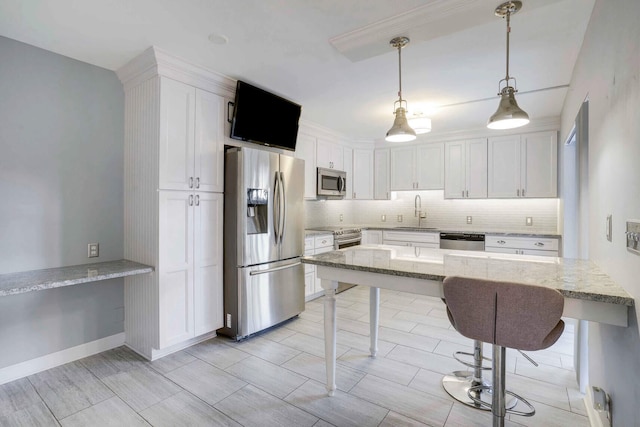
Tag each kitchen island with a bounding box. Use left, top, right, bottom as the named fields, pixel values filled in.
left=301, top=244, right=633, bottom=396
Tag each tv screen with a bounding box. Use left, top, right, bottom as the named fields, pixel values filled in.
left=230, top=80, right=302, bottom=151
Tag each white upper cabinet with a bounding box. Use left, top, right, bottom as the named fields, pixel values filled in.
left=444, top=138, right=487, bottom=199
left=316, top=138, right=344, bottom=170
left=390, top=143, right=444, bottom=191
left=374, top=149, right=390, bottom=200
left=294, top=132, right=317, bottom=199
left=159, top=78, right=224, bottom=192
left=488, top=131, right=557, bottom=198
left=352, top=149, right=374, bottom=200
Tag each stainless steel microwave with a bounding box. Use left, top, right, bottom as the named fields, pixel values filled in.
left=317, top=167, right=346, bottom=197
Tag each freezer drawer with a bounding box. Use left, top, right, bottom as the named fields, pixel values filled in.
left=224, top=258, right=304, bottom=340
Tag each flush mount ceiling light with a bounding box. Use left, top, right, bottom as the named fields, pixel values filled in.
left=408, top=113, right=432, bottom=134
left=487, top=1, right=530, bottom=130
left=385, top=37, right=417, bottom=142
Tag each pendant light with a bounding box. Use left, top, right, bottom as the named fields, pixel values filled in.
left=487, top=1, right=530, bottom=130
left=385, top=37, right=417, bottom=142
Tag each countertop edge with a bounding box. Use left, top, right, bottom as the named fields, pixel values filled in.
left=0, top=260, right=154, bottom=297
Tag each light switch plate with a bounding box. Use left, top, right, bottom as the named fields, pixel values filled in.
left=339, top=214, right=343, bottom=222
left=526, top=217, right=533, bottom=226
left=397, top=215, right=403, bottom=222
left=466, top=216, right=472, bottom=224
left=381, top=214, right=386, bottom=222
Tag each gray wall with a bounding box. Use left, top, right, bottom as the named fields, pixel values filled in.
left=559, top=0, right=640, bottom=423
left=0, top=36, right=124, bottom=368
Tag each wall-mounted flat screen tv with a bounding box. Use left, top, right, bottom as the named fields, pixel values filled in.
left=230, top=80, right=302, bottom=151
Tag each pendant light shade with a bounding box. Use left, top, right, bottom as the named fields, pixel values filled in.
left=487, top=1, right=529, bottom=130
left=385, top=37, right=416, bottom=142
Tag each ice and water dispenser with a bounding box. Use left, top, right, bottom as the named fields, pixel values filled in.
left=246, top=188, right=269, bottom=234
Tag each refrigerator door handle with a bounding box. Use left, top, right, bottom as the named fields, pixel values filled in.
left=273, top=172, right=280, bottom=244
left=279, top=171, right=286, bottom=244
left=249, top=261, right=302, bottom=276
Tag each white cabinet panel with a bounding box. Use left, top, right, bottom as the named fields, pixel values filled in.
left=488, top=131, right=557, bottom=198
left=445, top=139, right=487, bottom=199
left=353, top=149, right=374, bottom=200
left=317, top=139, right=344, bottom=170
left=194, top=90, right=224, bottom=193
left=159, top=78, right=195, bottom=191
left=390, top=143, right=444, bottom=191
left=295, top=133, right=317, bottom=199
left=343, top=147, right=353, bottom=200
left=374, top=149, right=390, bottom=200
left=362, top=230, right=383, bottom=244
left=485, top=235, right=560, bottom=257
left=382, top=230, right=439, bottom=244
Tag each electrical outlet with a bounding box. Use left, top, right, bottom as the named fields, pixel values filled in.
left=381, top=214, right=386, bottom=222
left=226, top=313, right=232, bottom=328
left=397, top=215, right=403, bottom=222
left=339, top=213, right=344, bottom=222
left=88, top=243, right=99, bottom=258
left=526, top=217, right=533, bottom=226
left=466, top=216, right=472, bottom=224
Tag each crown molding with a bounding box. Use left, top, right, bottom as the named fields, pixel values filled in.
left=116, top=46, right=236, bottom=96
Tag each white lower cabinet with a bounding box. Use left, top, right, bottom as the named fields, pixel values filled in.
left=485, top=235, right=560, bottom=257
left=362, top=230, right=383, bottom=244
left=159, top=191, right=223, bottom=348
left=382, top=231, right=440, bottom=248
left=304, top=234, right=334, bottom=300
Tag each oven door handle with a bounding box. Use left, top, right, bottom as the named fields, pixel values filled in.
left=336, top=236, right=362, bottom=246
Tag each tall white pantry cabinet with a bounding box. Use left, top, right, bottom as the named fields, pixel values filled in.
left=118, top=48, right=230, bottom=360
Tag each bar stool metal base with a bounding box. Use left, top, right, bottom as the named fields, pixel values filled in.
left=442, top=371, right=517, bottom=410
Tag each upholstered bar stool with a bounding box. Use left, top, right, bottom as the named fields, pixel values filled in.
left=442, top=276, right=565, bottom=427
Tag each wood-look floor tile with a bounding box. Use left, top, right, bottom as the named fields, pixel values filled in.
left=99, top=366, right=182, bottom=412
left=393, top=310, right=453, bottom=329
left=410, top=323, right=474, bottom=346
left=259, top=324, right=297, bottom=342
left=508, top=399, right=590, bottom=427
left=313, top=419, right=336, bottom=427
left=224, top=335, right=301, bottom=365
left=379, top=411, right=430, bottom=427
left=434, top=340, right=516, bottom=374
left=139, top=391, right=240, bottom=427
left=285, top=317, right=326, bottom=337
left=147, top=350, right=197, bottom=374
left=185, top=338, right=250, bottom=369
left=356, top=313, right=417, bottom=333
left=0, top=401, right=59, bottom=427
left=567, top=388, right=587, bottom=416
left=282, top=352, right=365, bottom=392
left=0, top=378, right=43, bottom=417
left=59, top=396, right=149, bottom=426
left=28, top=361, right=114, bottom=419
left=515, top=360, right=579, bottom=389
left=407, top=368, right=451, bottom=400
left=387, top=345, right=463, bottom=375
left=350, top=374, right=452, bottom=426
left=215, top=385, right=318, bottom=427
left=279, top=332, right=350, bottom=359
left=80, top=346, right=148, bottom=379
left=224, top=356, right=307, bottom=398
left=336, top=330, right=396, bottom=357
left=285, top=379, right=388, bottom=427
left=338, top=349, right=418, bottom=386
left=335, top=318, right=371, bottom=336
left=377, top=326, right=439, bottom=352
left=445, top=402, right=522, bottom=426
left=505, top=373, right=571, bottom=411
left=299, top=309, right=324, bottom=323
left=165, top=360, right=246, bottom=406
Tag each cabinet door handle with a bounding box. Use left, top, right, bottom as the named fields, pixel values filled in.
left=196, top=177, right=200, bottom=189
left=497, top=240, right=506, bottom=244
left=189, top=195, right=194, bottom=206
left=353, top=192, right=356, bottom=199
left=386, top=192, right=389, bottom=199
left=534, top=242, right=544, bottom=247
left=517, top=189, right=520, bottom=197
left=189, top=177, right=194, bottom=188
left=466, top=190, right=469, bottom=198
left=522, top=188, right=525, bottom=197
left=195, top=195, right=200, bottom=206
left=462, top=190, right=464, bottom=197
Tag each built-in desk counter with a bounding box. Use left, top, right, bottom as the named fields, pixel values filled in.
left=0, top=260, right=154, bottom=297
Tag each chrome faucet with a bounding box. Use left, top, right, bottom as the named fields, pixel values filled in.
left=414, top=194, right=426, bottom=227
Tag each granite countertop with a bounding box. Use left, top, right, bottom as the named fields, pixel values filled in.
left=361, top=225, right=561, bottom=238
left=302, top=245, right=633, bottom=306
left=0, top=260, right=154, bottom=297
left=305, top=230, right=335, bottom=237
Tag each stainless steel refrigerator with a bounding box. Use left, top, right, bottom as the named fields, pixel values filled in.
left=220, top=147, right=305, bottom=340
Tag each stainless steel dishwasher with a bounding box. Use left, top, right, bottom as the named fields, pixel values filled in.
left=439, top=233, right=485, bottom=251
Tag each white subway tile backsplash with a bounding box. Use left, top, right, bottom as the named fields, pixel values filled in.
left=305, top=191, right=559, bottom=234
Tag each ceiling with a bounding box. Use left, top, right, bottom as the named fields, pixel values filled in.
left=0, top=0, right=595, bottom=142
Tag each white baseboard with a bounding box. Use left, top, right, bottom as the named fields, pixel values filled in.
left=0, top=333, right=125, bottom=385
left=584, top=385, right=609, bottom=427
left=125, top=331, right=219, bottom=361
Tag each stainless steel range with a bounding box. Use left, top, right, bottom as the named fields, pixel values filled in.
left=307, top=226, right=362, bottom=292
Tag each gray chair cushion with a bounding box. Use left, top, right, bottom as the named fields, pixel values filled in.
left=443, top=276, right=565, bottom=351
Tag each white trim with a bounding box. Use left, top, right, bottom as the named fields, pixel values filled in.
left=0, top=333, right=125, bottom=385
left=126, top=330, right=219, bottom=361
left=584, top=385, right=608, bottom=427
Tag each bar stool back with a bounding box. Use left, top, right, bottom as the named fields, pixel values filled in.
left=443, top=276, right=565, bottom=427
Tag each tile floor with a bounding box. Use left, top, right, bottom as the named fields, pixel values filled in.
left=0, top=286, right=589, bottom=426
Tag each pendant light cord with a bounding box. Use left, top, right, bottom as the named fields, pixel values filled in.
left=505, top=7, right=511, bottom=81
left=397, top=43, right=404, bottom=103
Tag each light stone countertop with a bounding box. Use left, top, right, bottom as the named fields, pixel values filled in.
left=361, top=225, right=561, bottom=238
left=0, top=260, right=154, bottom=297
left=305, top=230, right=335, bottom=237
left=302, top=244, right=632, bottom=306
